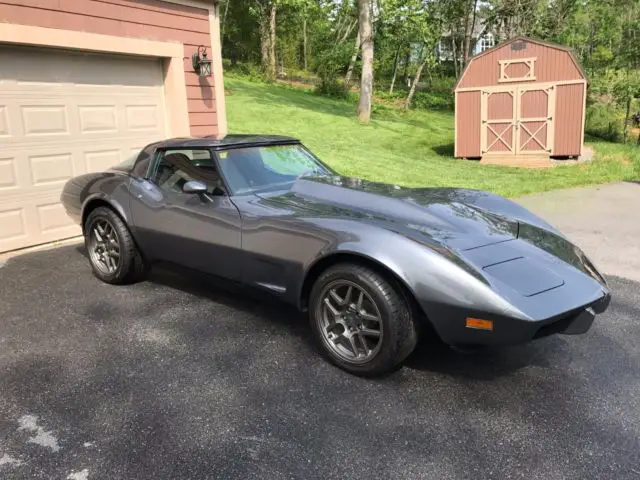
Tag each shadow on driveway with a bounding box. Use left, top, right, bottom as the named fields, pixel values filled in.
left=75, top=246, right=542, bottom=383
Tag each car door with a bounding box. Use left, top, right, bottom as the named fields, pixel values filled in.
left=129, top=148, right=243, bottom=281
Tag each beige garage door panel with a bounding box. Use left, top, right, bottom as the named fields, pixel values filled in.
left=0, top=195, right=78, bottom=252
left=0, top=47, right=166, bottom=253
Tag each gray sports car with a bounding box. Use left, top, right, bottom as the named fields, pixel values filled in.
left=61, top=134, right=611, bottom=376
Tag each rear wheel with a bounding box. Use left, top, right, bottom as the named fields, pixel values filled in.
left=309, top=263, right=418, bottom=376
left=84, top=206, right=148, bottom=284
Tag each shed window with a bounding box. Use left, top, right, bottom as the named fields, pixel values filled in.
left=498, top=57, right=537, bottom=83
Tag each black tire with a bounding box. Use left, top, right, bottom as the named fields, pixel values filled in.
left=84, top=206, right=148, bottom=285
left=309, top=263, right=419, bottom=377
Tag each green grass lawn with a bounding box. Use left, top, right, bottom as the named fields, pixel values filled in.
left=224, top=76, right=640, bottom=197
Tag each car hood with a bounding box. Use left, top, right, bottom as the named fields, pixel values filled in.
left=256, top=176, right=521, bottom=251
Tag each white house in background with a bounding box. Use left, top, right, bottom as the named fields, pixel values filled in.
left=474, top=31, right=495, bottom=55
left=436, top=20, right=496, bottom=62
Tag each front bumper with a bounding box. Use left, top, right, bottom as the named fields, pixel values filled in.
left=424, top=291, right=611, bottom=347
left=532, top=291, right=610, bottom=338
left=420, top=232, right=613, bottom=347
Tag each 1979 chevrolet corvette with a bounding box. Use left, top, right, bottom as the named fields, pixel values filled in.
left=61, top=134, right=611, bottom=376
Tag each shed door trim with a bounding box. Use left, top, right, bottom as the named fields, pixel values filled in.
left=480, top=88, right=516, bottom=155
left=480, top=84, right=557, bottom=155
left=515, top=85, right=555, bottom=154
left=456, top=79, right=585, bottom=93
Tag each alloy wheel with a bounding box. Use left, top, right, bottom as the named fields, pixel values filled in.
left=316, top=280, right=383, bottom=364
left=88, top=218, right=121, bottom=275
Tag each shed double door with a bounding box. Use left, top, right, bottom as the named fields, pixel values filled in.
left=480, top=85, right=556, bottom=155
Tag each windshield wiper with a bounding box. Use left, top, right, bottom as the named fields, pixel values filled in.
left=297, top=169, right=329, bottom=179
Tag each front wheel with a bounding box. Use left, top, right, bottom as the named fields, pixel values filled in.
left=309, top=263, right=418, bottom=376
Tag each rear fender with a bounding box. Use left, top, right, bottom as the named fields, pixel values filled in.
left=80, top=175, right=134, bottom=230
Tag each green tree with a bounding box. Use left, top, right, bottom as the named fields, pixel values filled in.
left=403, top=0, right=446, bottom=108
left=249, top=0, right=277, bottom=81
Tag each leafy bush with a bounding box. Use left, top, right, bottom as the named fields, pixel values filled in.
left=412, top=91, right=454, bottom=110
left=585, top=101, right=625, bottom=142
left=374, top=90, right=406, bottom=101
left=312, top=41, right=353, bottom=100
left=224, top=61, right=267, bottom=83
left=585, top=69, right=640, bottom=142
left=427, top=76, right=456, bottom=93
left=316, top=78, right=350, bottom=99
left=281, top=68, right=318, bottom=84
left=373, top=87, right=454, bottom=110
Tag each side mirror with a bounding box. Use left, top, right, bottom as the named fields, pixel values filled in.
left=183, top=180, right=207, bottom=194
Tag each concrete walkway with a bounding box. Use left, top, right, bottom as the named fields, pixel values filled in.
left=517, top=181, right=640, bottom=282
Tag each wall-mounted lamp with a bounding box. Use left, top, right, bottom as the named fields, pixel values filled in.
left=192, top=45, right=212, bottom=77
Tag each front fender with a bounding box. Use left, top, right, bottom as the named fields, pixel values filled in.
left=299, top=219, right=528, bottom=323
left=465, top=190, right=562, bottom=236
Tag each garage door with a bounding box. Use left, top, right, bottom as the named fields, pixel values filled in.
left=0, top=46, right=167, bottom=253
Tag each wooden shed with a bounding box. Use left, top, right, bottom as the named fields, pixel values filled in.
left=454, top=36, right=587, bottom=167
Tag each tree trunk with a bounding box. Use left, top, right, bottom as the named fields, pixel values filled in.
left=303, top=15, right=308, bottom=71
left=461, top=6, right=470, bottom=67
left=344, top=29, right=360, bottom=87
left=259, top=19, right=269, bottom=72
left=389, top=47, right=400, bottom=94
left=451, top=34, right=458, bottom=77
left=406, top=54, right=428, bottom=110
left=356, top=0, right=374, bottom=123
left=416, top=43, right=425, bottom=66
left=465, top=0, right=478, bottom=64
left=402, top=48, right=411, bottom=87
left=462, top=0, right=478, bottom=68
left=623, top=94, right=631, bottom=143
left=221, top=0, right=230, bottom=40
left=341, top=19, right=358, bottom=43
left=267, top=2, right=277, bottom=81
left=334, top=15, right=348, bottom=42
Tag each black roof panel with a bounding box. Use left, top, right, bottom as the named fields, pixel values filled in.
left=153, top=134, right=301, bottom=150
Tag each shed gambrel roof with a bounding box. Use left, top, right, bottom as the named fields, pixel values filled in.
left=453, top=36, right=587, bottom=90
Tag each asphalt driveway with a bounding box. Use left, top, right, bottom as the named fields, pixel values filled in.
left=1, top=243, right=639, bottom=480
left=517, top=181, right=640, bottom=282
left=2, top=181, right=640, bottom=479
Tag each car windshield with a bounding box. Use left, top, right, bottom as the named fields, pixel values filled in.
left=216, top=144, right=332, bottom=194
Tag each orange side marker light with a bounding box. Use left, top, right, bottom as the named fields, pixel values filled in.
left=466, top=318, right=494, bottom=331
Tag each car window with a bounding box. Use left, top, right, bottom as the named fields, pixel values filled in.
left=111, top=152, right=139, bottom=172
left=150, top=149, right=224, bottom=195
left=217, top=145, right=331, bottom=194
left=131, top=143, right=158, bottom=177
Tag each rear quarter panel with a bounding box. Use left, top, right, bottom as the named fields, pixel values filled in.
left=61, top=171, right=134, bottom=230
